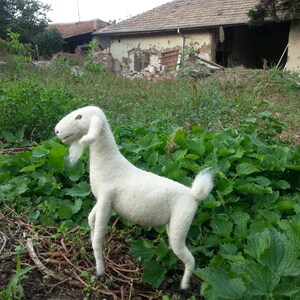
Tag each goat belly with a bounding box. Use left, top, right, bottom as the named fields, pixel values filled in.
left=112, top=197, right=171, bottom=227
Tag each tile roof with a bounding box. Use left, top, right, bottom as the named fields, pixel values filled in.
left=49, top=19, right=108, bottom=39
left=96, top=0, right=259, bottom=35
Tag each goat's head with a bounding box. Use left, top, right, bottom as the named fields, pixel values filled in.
left=55, top=106, right=103, bottom=164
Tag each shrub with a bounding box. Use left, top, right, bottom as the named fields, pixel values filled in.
left=0, top=80, right=77, bottom=141
left=33, top=28, right=64, bottom=58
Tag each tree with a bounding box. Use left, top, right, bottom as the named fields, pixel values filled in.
left=248, top=0, right=300, bottom=24
left=0, top=0, right=50, bottom=44
left=33, top=28, right=64, bottom=58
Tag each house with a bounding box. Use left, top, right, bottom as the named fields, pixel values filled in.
left=49, top=19, right=107, bottom=53
left=93, top=0, right=299, bottom=73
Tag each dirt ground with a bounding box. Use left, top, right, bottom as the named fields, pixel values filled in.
left=0, top=212, right=202, bottom=300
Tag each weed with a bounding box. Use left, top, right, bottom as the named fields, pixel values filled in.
left=0, top=254, right=35, bottom=300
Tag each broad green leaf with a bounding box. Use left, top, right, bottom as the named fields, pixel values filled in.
left=210, top=216, right=233, bottom=238
left=146, top=151, right=158, bottom=166
left=173, top=149, right=187, bottom=161
left=66, top=182, right=90, bottom=197
left=48, top=145, right=67, bottom=170
left=64, top=160, right=85, bottom=181
left=259, top=228, right=284, bottom=270
left=58, top=201, right=73, bottom=219
left=271, top=180, right=291, bottom=190
left=21, top=161, right=44, bottom=172
left=32, top=148, right=49, bottom=158
left=129, top=238, right=155, bottom=261
left=186, top=140, right=205, bottom=155
left=217, top=158, right=231, bottom=172
left=260, top=229, right=300, bottom=277
left=202, top=195, right=222, bottom=209
left=72, top=198, right=83, bottom=214
left=138, top=134, right=161, bottom=150
left=155, top=238, right=170, bottom=259
left=173, top=129, right=188, bottom=148
left=142, top=261, right=166, bottom=288
left=234, top=181, right=272, bottom=195
left=260, top=154, right=286, bottom=171
left=236, top=163, right=259, bottom=176
left=195, top=267, right=246, bottom=299
left=219, top=244, right=239, bottom=261
left=276, top=197, right=297, bottom=211
left=232, top=211, right=250, bottom=239
left=28, top=210, right=40, bottom=220
left=274, top=283, right=300, bottom=297
left=244, top=230, right=270, bottom=260
left=258, top=209, right=280, bottom=222
left=0, top=171, right=11, bottom=184
left=1, top=130, right=16, bottom=143
left=15, top=182, right=28, bottom=195
left=234, top=262, right=280, bottom=295
left=217, top=173, right=233, bottom=195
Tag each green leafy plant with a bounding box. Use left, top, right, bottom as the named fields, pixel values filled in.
left=1, top=127, right=30, bottom=148
left=2, top=111, right=299, bottom=294
left=0, top=254, right=35, bottom=300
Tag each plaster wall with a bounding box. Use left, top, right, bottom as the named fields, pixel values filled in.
left=101, top=31, right=213, bottom=71
left=285, top=21, right=300, bottom=72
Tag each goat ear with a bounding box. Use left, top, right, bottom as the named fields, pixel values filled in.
left=79, top=116, right=102, bottom=145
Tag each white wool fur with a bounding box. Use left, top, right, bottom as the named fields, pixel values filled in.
left=55, top=106, right=213, bottom=290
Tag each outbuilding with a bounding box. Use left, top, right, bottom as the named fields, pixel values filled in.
left=93, top=0, right=299, bottom=73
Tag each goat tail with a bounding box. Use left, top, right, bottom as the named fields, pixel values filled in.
left=191, top=168, right=213, bottom=201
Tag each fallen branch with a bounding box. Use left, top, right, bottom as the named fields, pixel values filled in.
left=26, top=238, right=71, bottom=283
left=0, top=231, right=7, bottom=255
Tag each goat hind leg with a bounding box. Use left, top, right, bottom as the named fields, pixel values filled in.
left=168, top=207, right=196, bottom=290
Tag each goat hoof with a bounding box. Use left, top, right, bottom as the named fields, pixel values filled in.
left=95, top=271, right=104, bottom=277
left=95, top=267, right=105, bottom=277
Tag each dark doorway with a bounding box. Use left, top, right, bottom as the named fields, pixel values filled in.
left=216, top=22, right=290, bottom=69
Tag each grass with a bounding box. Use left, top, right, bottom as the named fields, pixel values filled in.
left=1, top=59, right=299, bottom=143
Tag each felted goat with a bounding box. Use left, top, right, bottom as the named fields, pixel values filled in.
left=55, top=106, right=213, bottom=290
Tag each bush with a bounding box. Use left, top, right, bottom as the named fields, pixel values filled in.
left=33, top=28, right=64, bottom=58
left=0, top=80, right=77, bottom=141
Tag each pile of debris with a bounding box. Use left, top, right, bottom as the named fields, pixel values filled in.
left=124, top=65, right=165, bottom=80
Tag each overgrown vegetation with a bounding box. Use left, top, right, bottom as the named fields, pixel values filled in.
left=0, top=0, right=50, bottom=44
left=0, top=57, right=300, bottom=299
left=248, top=0, right=300, bottom=24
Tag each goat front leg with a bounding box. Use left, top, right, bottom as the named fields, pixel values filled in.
left=92, top=199, right=111, bottom=276
left=88, top=204, right=97, bottom=242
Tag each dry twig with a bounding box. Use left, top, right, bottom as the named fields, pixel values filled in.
left=26, top=238, right=71, bottom=283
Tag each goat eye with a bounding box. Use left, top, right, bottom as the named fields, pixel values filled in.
left=75, top=115, right=82, bottom=120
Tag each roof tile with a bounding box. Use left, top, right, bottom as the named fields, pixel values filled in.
left=96, top=0, right=259, bottom=35
left=49, top=19, right=107, bottom=39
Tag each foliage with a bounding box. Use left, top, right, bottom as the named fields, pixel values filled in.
left=33, top=28, right=64, bottom=58
left=1, top=126, right=30, bottom=147
left=0, top=0, right=50, bottom=44
left=4, top=30, right=32, bottom=71
left=1, top=112, right=300, bottom=295
left=0, top=64, right=299, bottom=144
left=0, top=254, right=35, bottom=300
left=248, top=0, right=300, bottom=24
left=0, top=139, right=93, bottom=227
left=0, top=79, right=78, bottom=141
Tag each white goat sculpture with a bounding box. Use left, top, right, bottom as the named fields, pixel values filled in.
left=55, top=106, right=213, bottom=290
